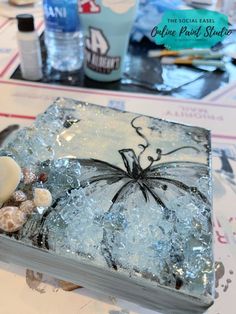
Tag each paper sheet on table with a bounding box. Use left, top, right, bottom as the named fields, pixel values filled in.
left=204, top=81, right=236, bottom=107
left=0, top=14, right=8, bottom=25
left=0, top=79, right=236, bottom=314
left=0, top=79, right=235, bottom=140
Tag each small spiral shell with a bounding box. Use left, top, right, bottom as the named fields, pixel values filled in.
left=19, top=200, right=35, bottom=215
left=11, top=190, right=27, bottom=203
left=0, top=206, right=27, bottom=233
left=23, top=168, right=37, bottom=185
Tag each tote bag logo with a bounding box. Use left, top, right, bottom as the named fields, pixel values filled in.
left=151, top=9, right=232, bottom=50
left=79, top=0, right=101, bottom=14
left=85, top=27, right=121, bottom=74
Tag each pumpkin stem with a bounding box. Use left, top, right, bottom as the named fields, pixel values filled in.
left=119, top=149, right=142, bottom=179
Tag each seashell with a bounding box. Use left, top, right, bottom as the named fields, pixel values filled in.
left=0, top=206, right=27, bottom=232
left=19, top=200, right=35, bottom=215
left=38, top=172, right=48, bottom=183
left=11, top=190, right=27, bottom=203
left=0, top=156, right=22, bottom=204
left=34, top=188, right=52, bottom=208
left=3, top=199, right=19, bottom=207
left=23, top=168, right=37, bottom=185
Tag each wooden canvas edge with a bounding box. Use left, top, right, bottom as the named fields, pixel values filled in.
left=0, top=235, right=213, bottom=314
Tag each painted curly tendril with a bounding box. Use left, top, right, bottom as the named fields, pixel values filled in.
left=130, top=116, right=200, bottom=170
left=145, top=146, right=201, bottom=170
left=131, top=116, right=150, bottom=164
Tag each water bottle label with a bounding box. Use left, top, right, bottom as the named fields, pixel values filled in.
left=85, top=27, right=121, bottom=74
left=43, top=0, right=79, bottom=32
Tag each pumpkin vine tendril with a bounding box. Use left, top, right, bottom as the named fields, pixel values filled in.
left=131, top=116, right=200, bottom=170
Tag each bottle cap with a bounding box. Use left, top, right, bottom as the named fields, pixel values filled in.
left=16, top=14, right=35, bottom=32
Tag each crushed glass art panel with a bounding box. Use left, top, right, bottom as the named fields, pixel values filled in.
left=0, top=98, right=214, bottom=308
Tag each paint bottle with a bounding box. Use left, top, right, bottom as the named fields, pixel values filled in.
left=16, top=14, right=43, bottom=81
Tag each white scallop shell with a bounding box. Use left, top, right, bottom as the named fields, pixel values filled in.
left=0, top=206, right=27, bottom=233
left=0, top=157, right=22, bottom=203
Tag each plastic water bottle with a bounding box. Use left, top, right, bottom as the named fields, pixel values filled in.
left=43, top=0, right=83, bottom=72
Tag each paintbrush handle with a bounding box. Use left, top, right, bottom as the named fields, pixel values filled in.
left=192, top=59, right=225, bottom=68
left=148, top=48, right=211, bottom=58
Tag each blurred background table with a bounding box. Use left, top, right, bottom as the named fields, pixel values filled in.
left=2, top=0, right=235, bottom=100
left=11, top=32, right=236, bottom=100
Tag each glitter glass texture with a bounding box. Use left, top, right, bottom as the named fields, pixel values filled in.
left=0, top=98, right=214, bottom=314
